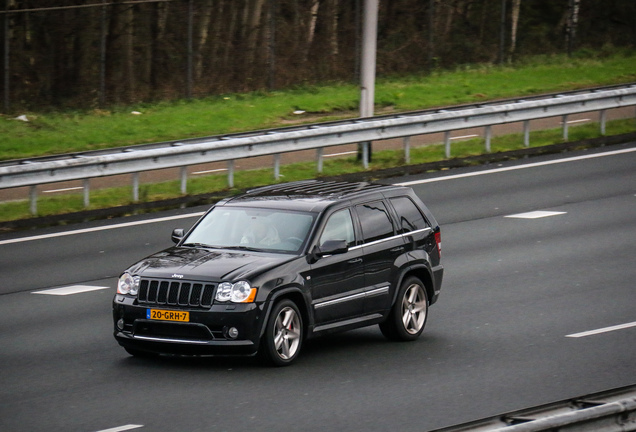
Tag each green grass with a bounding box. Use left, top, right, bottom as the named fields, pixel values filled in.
left=2, top=117, right=634, bottom=223
left=1, top=50, right=635, bottom=161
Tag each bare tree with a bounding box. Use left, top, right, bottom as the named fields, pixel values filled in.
left=305, top=0, right=320, bottom=62
left=194, top=0, right=215, bottom=81
left=566, top=0, right=581, bottom=55
left=509, top=0, right=521, bottom=59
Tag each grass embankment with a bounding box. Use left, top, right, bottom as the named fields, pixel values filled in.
left=1, top=51, right=635, bottom=222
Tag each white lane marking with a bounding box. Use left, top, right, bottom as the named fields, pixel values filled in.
left=192, top=168, right=227, bottom=175
left=562, top=118, right=591, bottom=124
left=505, top=211, right=567, bottom=219
left=32, top=285, right=110, bottom=296
left=325, top=151, right=357, bottom=157
left=450, top=134, right=479, bottom=140
left=396, top=146, right=636, bottom=186
left=95, top=425, right=144, bottom=432
left=43, top=186, right=84, bottom=194
left=566, top=321, right=636, bottom=338
left=0, top=212, right=205, bottom=246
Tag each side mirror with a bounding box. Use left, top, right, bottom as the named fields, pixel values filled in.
left=171, top=228, right=185, bottom=244
left=308, top=239, right=348, bottom=263
left=318, top=239, right=349, bottom=256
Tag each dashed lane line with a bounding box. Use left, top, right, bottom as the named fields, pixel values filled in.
left=94, top=425, right=143, bottom=432
left=505, top=211, right=567, bottom=219
left=566, top=321, right=636, bottom=338
left=32, top=285, right=110, bottom=296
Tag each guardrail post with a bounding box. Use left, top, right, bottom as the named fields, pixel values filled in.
left=316, top=148, right=324, bottom=173
left=562, top=114, right=569, bottom=140
left=274, top=154, right=281, bottom=180
left=600, top=109, right=607, bottom=135
left=523, top=120, right=530, bottom=147
left=444, top=131, right=451, bottom=158
left=83, top=179, right=90, bottom=208
left=180, top=167, right=187, bottom=194
left=132, top=173, right=139, bottom=202
left=403, top=136, right=411, bottom=164
left=485, top=125, right=492, bottom=152
left=29, top=186, right=37, bottom=215
left=227, top=160, right=235, bottom=188
left=362, top=142, right=370, bottom=169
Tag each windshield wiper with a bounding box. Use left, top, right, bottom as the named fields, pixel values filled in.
left=181, top=242, right=216, bottom=249
left=223, top=245, right=264, bottom=252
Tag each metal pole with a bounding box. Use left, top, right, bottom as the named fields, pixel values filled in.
left=600, top=109, right=606, bottom=135
left=132, top=172, right=140, bottom=202
left=562, top=114, right=569, bottom=140
left=444, top=131, right=451, bottom=158
left=523, top=120, right=530, bottom=147
left=83, top=179, right=90, bottom=208
left=358, top=0, right=378, bottom=166
left=403, top=136, right=410, bottom=164
left=180, top=166, right=187, bottom=194
left=485, top=125, right=492, bottom=152
left=274, top=154, right=280, bottom=180
left=316, top=148, right=324, bottom=173
left=227, top=160, right=234, bottom=188
left=29, top=186, right=37, bottom=216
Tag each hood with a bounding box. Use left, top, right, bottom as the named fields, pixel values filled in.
left=127, top=246, right=296, bottom=282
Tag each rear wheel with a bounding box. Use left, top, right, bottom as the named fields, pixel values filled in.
left=380, top=276, right=428, bottom=341
left=260, top=299, right=303, bottom=366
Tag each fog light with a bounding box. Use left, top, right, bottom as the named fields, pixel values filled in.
left=116, top=318, right=125, bottom=331
left=228, top=327, right=239, bottom=339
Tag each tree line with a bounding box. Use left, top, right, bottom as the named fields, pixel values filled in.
left=1, top=0, right=634, bottom=111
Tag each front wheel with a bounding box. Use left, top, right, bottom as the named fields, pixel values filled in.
left=260, top=299, right=303, bottom=366
left=379, top=276, right=429, bottom=341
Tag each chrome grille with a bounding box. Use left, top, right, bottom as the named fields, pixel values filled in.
left=138, top=278, right=216, bottom=308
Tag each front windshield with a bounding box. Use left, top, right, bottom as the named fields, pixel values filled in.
left=183, top=206, right=316, bottom=253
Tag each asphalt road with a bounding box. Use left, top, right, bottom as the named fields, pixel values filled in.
left=1, top=143, right=635, bottom=432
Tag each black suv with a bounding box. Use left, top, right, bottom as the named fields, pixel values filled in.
left=113, top=180, right=443, bottom=365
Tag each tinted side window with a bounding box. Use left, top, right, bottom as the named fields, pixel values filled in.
left=319, top=208, right=356, bottom=247
left=390, top=196, right=430, bottom=234
left=356, top=201, right=394, bottom=243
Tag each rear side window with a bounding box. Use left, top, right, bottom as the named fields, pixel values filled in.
left=356, top=201, right=394, bottom=243
left=390, top=196, right=429, bottom=234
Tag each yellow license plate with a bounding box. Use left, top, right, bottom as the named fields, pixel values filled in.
left=147, top=309, right=189, bottom=322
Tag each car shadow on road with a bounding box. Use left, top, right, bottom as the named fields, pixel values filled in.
left=114, top=326, right=446, bottom=370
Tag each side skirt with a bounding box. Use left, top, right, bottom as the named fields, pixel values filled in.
left=311, top=313, right=385, bottom=336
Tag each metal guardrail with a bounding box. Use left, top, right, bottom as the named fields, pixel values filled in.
left=429, top=385, right=636, bottom=432
left=1, top=84, right=635, bottom=214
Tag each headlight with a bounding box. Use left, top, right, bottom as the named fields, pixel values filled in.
left=117, top=272, right=139, bottom=295
left=215, top=281, right=257, bottom=303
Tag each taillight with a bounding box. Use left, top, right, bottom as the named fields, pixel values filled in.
left=434, top=231, right=441, bottom=257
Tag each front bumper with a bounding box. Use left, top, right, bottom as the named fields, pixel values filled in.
left=112, top=294, right=265, bottom=356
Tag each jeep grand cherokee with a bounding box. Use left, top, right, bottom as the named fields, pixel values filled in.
left=113, top=180, right=443, bottom=366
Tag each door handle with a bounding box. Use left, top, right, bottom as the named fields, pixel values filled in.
left=347, top=258, right=363, bottom=264
left=390, top=246, right=404, bottom=253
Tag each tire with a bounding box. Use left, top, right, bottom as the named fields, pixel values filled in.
left=260, top=299, right=303, bottom=366
left=379, top=276, right=429, bottom=341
